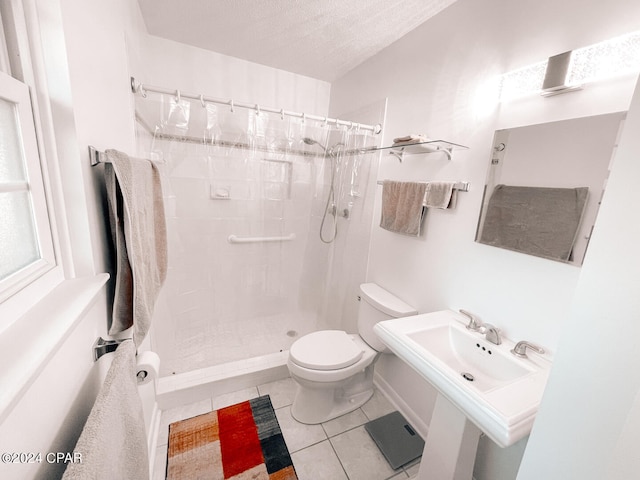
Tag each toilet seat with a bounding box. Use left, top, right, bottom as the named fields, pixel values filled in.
left=290, top=330, right=364, bottom=371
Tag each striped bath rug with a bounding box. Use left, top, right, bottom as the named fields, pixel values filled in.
left=166, top=395, right=297, bottom=479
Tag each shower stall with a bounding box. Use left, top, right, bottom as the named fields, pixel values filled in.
left=133, top=84, right=383, bottom=378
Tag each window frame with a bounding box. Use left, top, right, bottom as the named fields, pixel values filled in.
left=0, top=70, right=58, bottom=312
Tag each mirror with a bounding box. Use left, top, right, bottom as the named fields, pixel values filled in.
left=476, top=111, right=626, bottom=265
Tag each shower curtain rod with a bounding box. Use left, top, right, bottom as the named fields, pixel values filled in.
left=130, top=77, right=382, bottom=135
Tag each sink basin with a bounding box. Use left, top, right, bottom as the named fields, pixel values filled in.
left=374, top=310, right=551, bottom=447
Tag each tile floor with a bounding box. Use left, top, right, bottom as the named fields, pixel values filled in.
left=153, top=377, right=421, bottom=479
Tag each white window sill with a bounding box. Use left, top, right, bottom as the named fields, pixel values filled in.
left=0, top=273, right=109, bottom=424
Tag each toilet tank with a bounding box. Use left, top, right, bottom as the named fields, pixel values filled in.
left=357, top=283, right=417, bottom=351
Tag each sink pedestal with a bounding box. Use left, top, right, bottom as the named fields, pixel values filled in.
left=417, top=394, right=481, bottom=480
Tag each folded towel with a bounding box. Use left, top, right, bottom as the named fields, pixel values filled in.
left=479, top=184, right=589, bottom=261
left=392, top=134, right=428, bottom=145
left=104, top=149, right=168, bottom=347
left=380, top=181, right=427, bottom=236
left=425, top=182, right=458, bottom=209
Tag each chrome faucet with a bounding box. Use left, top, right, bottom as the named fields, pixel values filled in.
left=460, top=309, right=483, bottom=331
left=483, top=324, right=502, bottom=345
left=511, top=341, right=545, bottom=358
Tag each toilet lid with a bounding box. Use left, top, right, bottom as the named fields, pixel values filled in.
left=290, top=330, right=365, bottom=371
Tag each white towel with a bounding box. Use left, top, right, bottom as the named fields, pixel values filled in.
left=62, top=340, right=149, bottom=480
left=425, top=182, right=458, bottom=209
left=392, top=133, right=428, bottom=145
left=104, top=149, right=168, bottom=347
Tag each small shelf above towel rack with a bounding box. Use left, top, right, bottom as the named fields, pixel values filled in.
left=377, top=140, right=469, bottom=162
left=376, top=180, right=470, bottom=192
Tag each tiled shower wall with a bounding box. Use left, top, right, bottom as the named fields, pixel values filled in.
left=148, top=137, right=330, bottom=375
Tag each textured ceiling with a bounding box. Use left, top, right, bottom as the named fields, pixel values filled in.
left=137, top=0, right=458, bottom=81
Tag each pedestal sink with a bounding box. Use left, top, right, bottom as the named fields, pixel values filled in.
left=374, top=310, right=551, bottom=480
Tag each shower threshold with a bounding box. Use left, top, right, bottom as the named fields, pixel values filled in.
left=155, top=351, right=290, bottom=411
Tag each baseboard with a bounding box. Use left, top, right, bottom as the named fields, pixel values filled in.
left=147, top=400, right=161, bottom=474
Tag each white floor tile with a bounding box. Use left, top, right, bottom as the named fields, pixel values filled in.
left=291, top=440, right=348, bottom=480
left=275, top=406, right=327, bottom=453
left=322, top=408, right=369, bottom=438
left=405, top=461, right=421, bottom=478
left=330, top=425, right=399, bottom=480
left=361, top=388, right=396, bottom=421
left=257, top=376, right=297, bottom=408
left=211, top=386, right=259, bottom=410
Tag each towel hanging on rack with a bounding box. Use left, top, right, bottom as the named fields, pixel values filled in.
left=104, top=149, right=168, bottom=347
left=379, top=181, right=427, bottom=236
left=424, top=181, right=458, bottom=209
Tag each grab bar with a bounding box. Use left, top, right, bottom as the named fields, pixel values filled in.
left=228, top=234, right=296, bottom=244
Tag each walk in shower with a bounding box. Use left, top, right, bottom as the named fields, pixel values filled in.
left=133, top=84, right=382, bottom=377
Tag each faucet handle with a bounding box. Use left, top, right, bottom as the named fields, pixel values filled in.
left=511, top=341, right=545, bottom=358
left=460, top=309, right=483, bottom=331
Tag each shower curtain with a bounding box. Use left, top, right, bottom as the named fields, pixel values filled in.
left=134, top=93, right=379, bottom=376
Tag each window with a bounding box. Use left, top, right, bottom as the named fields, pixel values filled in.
left=0, top=71, right=56, bottom=310
left=0, top=2, right=65, bottom=333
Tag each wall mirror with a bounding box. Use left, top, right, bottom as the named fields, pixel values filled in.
left=475, top=111, right=626, bottom=265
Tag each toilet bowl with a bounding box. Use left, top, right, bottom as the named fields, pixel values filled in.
left=287, top=283, right=417, bottom=424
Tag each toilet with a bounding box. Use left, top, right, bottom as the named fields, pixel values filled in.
left=287, top=283, right=417, bottom=424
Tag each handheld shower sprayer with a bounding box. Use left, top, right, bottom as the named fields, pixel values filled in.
left=301, top=137, right=345, bottom=243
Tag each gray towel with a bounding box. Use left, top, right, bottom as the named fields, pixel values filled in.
left=104, top=150, right=168, bottom=347
left=380, top=181, right=427, bottom=236
left=425, top=182, right=458, bottom=209
left=62, top=340, right=149, bottom=480
left=479, top=184, right=589, bottom=261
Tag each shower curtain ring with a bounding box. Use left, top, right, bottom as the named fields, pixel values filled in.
left=229, top=99, right=235, bottom=113
left=302, top=113, right=306, bottom=124
left=280, top=108, right=285, bottom=120
left=200, top=94, right=206, bottom=108
left=255, top=104, right=261, bottom=116
left=176, top=90, right=181, bottom=103
left=140, top=85, right=147, bottom=98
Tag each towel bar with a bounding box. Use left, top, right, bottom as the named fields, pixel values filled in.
left=93, top=337, right=132, bottom=361
left=228, top=234, right=296, bottom=244
left=376, top=180, right=470, bottom=192
left=89, top=146, right=107, bottom=166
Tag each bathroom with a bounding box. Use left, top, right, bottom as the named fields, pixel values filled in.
left=1, top=0, right=640, bottom=478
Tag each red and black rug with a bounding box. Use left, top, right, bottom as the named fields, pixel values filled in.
left=166, top=395, right=297, bottom=479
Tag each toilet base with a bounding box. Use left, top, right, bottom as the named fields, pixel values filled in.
left=290, top=365, right=375, bottom=424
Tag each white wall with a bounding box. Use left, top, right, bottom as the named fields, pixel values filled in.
left=517, top=69, right=640, bottom=480
left=329, top=0, right=640, bottom=478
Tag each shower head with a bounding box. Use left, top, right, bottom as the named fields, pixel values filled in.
left=302, top=137, right=327, bottom=152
